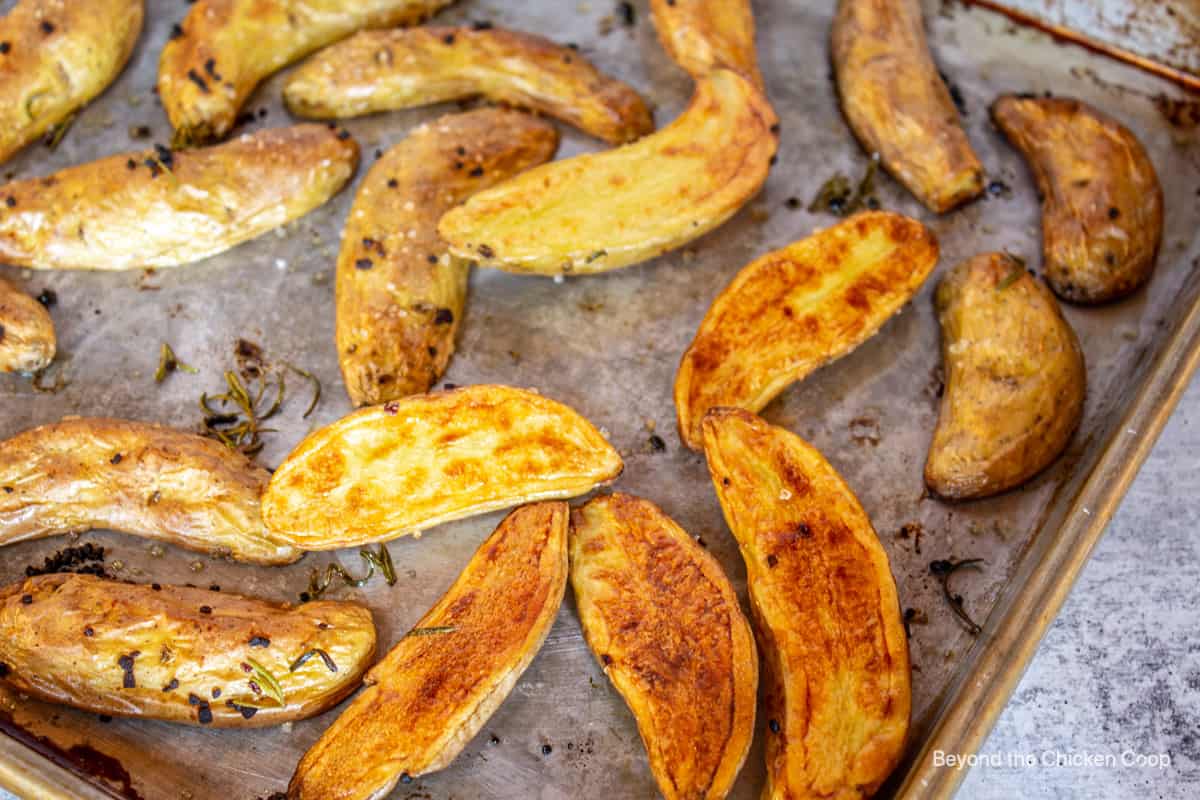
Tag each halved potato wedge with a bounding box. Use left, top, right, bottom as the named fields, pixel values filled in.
left=438, top=68, right=777, bottom=276
left=262, top=385, right=622, bottom=549
left=0, top=417, right=299, bottom=565
left=991, top=94, right=1163, bottom=304
left=0, top=573, right=375, bottom=727
left=703, top=408, right=911, bottom=800
left=0, top=0, right=143, bottom=165
left=570, top=493, right=757, bottom=800
left=832, top=0, right=985, bottom=213
left=0, top=125, right=358, bottom=271
left=925, top=253, right=1086, bottom=500
left=0, top=276, right=55, bottom=373
left=158, top=0, right=456, bottom=146
left=285, top=26, right=653, bottom=145
left=337, top=109, right=559, bottom=406
left=289, top=502, right=568, bottom=799
left=675, top=211, right=939, bottom=450
left=649, top=0, right=763, bottom=88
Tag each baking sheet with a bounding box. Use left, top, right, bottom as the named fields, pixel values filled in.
left=2, top=1, right=1199, bottom=798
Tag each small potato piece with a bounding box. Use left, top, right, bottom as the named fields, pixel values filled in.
left=649, top=0, right=763, bottom=88
left=159, top=0, right=456, bottom=146
left=0, top=276, right=55, bottom=373
left=925, top=253, right=1086, bottom=500
left=0, top=417, right=299, bottom=565
left=0, top=0, right=143, bottom=165
left=0, top=125, right=358, bottom=271
left=703, top=409, right=911, bottom=800
left=438, top=68, right=777, bottom=276
left=832, top=0, right=985, bottom=213
left=675, top=211, right=939, bottom=450
left=570, top=493, right=757, bottom=800
left=289, top=502, right=568, bottom=799
left=991, top=94, right=1163, bottom=304
left=285, top=27, right=653, bottom=145
left=337, top=109, right=559, bottom=406
left=0, top=573, right=376, bottom=727
left=262, top=385, right=622, bottom=549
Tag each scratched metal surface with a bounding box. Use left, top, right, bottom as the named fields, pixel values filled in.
left=0, top=1, right=1198, bottom=798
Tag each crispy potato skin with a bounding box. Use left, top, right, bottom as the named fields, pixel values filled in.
left=289, top=502, right=568, bottom=799
left=0, top=417, right=299, bottom=565
left=675, top=211, right=939, bottom=450
left=925, top=253, right=1086, bottom=500
left=0, top=0, right=143, bottom=165
left=0, top=574, right=375, bottom=727
left=262, top=385, right=623, bottom=549
left=0, top=276, right=55, bottom=373
left=649, top=0, right=763, bottom=88
left=438, top=68, right=778, bottom=276
left=703, top=409, right=911, bottom=800
left=159, top=0, right=455, bottom=145
left=0, top=125, right=358, bottom=271
left=832, top=0, right=985, bottom=213
left=337, top=110, right=558, bottom=406
left=285, top=27, right=653, bottom=145
left=991, top=95, right=1163, bottom=304
left=570, top=494, right=757, bottom=800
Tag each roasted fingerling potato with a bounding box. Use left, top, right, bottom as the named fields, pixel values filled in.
left=991, top=94, right=1164, bottom=304
left=649, top=0, right=763, bottom=88
left=0, top=417, right=300, bottom=565
left=0, top=275, right=55, bottom=373
left=925, top=253, right=1086, bottom=500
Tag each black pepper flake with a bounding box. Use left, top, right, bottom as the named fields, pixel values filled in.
left=126, top=158, right=138, bottom=170
left=426, top=253, right=438, bottom=264
left=118, top=654, right=137, bottom=688
left=785, top=196, right=801, bottom=210
left=433, top=308, right=454, bottom=325
left=648, top=434, right=666, bottom=452
left=204, top=58, right=221, bottom=81
left=249, top=636, right=270, bottom=648
left=478, top=244, right=495, bottom=258
left=199, top=605, right=212, bottom=615
left=453, top=161, right=464, bottom=170
left=209, top=584, right=220, bottom=592
left=472, top=20, right=494, bottom=31
left=442, top=33, right=456, bottom=45
left=336, top=129, right=351, bottom=141
left=0, top=663, right=9, bottom=678
left=151, top=583, right=161, bottom=591
left=355, top=258, right=373, bottom=270
left=766, top=554, right=778, bottom=568
left=154, top=144, right=174, bottom=169
left=197, top=703, right=213, bottom=725
left=400, top=773, right=413, bottom=785
left=40, top=21, right=55, bottom=35
left=617, top=2, right=635, bottom=26
left=170, top=24, right=184, bottom=40
left=1108, top=206, right=1121, bottom=219
left=98, top=714, right=112, bottom=723
left=768, top=719, right=781, bottom=733
left=162, top=678, right=179, bottom=692
left=188, top=692, right=202, bottom=705
left=84, top=626, right=94, bottom=637
left=601, top=654, right=612, bottom=665
left=2, top=487, right=10, bottom=494
left=186, top=69, right=210, bottom=93
left=489, top=734, right=500, bottom=745
left=20, top=594, right=32, bottom=605
left=211, top=687, right=221, bottom=699
left=468, top=165, right=484, bottom=177
left=0, top=42, right=10, bottom=54
left=5, top=196, right=15, bottom=208
left=228, top=701, right=257, bottom=719
left=541, top=744, right=553, bottom=756
left=110, top=453, right=123, bottom=465
left=387, top=178, right=399, bottom=188
left=456, top=146, right=466, bottom=156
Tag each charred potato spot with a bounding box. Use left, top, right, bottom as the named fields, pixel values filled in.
left=0, top=275, right=55, bottom=373
left=649, top=0, right=763, bottom=89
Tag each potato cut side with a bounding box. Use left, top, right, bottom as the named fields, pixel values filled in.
left=438, top=68, right=777, bottom=276
left=702, top=408, right=911, bottom=800
left=289, top=502, right=569, bottom=799
left=0, top=276, right=55, bottom=373
left=0, top=573, right=375, bottom=727
left=675, top=211, right=938, bottom=450
left=570, top=493, right=757, bottom=800
left=649, top=0, right=763, bottom=88
left=285, top=27, right=653, bottom=145
left=262, top=385, right=622, bottom=549
left=925, top=253, right=1086, bottom=500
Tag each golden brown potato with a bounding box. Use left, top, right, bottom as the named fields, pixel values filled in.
left=438, top=68, right=777, bottom=276
left=285, top=26, right=654, bottom=145
left=991, top=94, right=1163, bottom=304
left=0, top=0, right=143, bottom=165
left=158, top=0, right=456, bottom=146
left=703, top=408, right=911, bottom=800
left=0, top=573, right=375, bottom=727
left=832, top=0, right=985, bottom=213
left=925, top=253, right=1086, bottom=500
left=0, top=276, right=55, bottom=373
left=0, top=417, right=299, bottom=565
left=289, top=502, right=568, bottom=799
left=649, top=0, right=763, bottom=88
left=337, top=109, right=559, bottom=406
left=675, top=211, right=939, bottom=450
left=262, top=385, right=622, bottom=550
left=0, top=125, right=358, bottom=271
left=570, top=493, right=757, bottom=800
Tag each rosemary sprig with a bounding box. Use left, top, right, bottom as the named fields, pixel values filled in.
left=44, top=113, right=76, bottom=150
left=155, top=342, right=198, bottom=383
left=283, top=362, right=321, bottom=418
left=996, top=256, right=1027, bottom=291
left=301, top=545, right=397, bottom=602
left=245, top=658, right=285, bottom=706
left=289, top=648, right=338, bottom=673
left=929, top=558, right=985, bottom=635
left=406, top=626, right=457, bottom=637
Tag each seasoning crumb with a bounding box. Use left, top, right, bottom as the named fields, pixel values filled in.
left=768, top=719, right=781, bottom=733
left=20, top=594, right=32, bottom=605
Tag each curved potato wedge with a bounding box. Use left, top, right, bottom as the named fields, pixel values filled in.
left=675, top=211, right=939, bottom=450
left=991, top=94, right=1163, bottom=304
left=289, top=502, right=568, bottom=799
left=262, top=385, right=622, bottom=549
left=438, top=68, right=777, bottom=276
left=0, top=573, right=375, bottom=727
left=0, top=276, right=55, bottom=373
left=0, top=125, right=358, bottom=271
left=285, top=27, right=653, bottom=145
left=159, top=0, right=456, bottom=146
left=0, top=417, right=299, bottom=565
left=337, top=109, right=559, bottom=406
left=832, top=0, right=985, bottom=213
left=649, top=0, right=763, bottom=88
left=925, top=253, right=1086, bottom=500
left=570, top=493, right=757, bottom=800
left=702, top=408, right=911, bottom=800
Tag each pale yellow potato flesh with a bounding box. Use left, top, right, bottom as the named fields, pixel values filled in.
left=675, top=211, right=939, bottom=450
left=0, top=275, right=55, bottom=373
left=262, top=385, right=623, bottom=549
left=438, top=68, right=778, bottom=276
left=649, top=0, right=763, bottom=88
